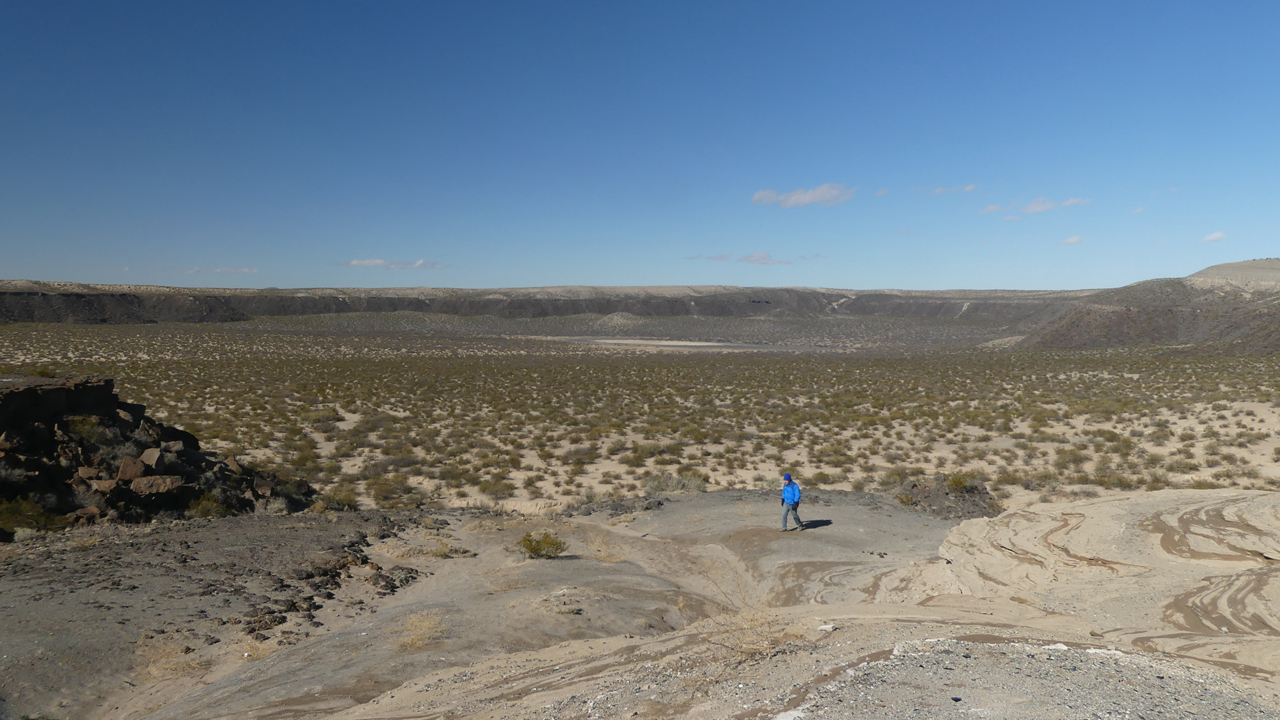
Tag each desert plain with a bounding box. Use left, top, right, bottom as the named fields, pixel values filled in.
left=5, top=270, right=1280, bottom=719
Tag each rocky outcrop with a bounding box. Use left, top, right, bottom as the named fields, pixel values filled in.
left=0, top=374, right=312, bottom=537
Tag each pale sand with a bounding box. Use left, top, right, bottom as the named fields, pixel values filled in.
left=69, top=488, right=1280, bottom=719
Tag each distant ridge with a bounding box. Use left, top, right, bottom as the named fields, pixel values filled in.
left=5, top=261, right=1280, bottom=352
left=1018, top=259, right=1280, bottom=352
left=0, top=281, right=1084, bottom=329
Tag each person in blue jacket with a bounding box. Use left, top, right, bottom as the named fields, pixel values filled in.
left=781, top=473, right=803, bottom=531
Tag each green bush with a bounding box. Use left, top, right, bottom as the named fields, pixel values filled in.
left=366, top=474, right=422, bottom=509
left=0, top=498, right=67, bottom=533
left=320, top=483, right=359, bottom=511
left=478, top=478, right=516, bottom=499
left=188, top=492, right=233, bottom=518
left=512, top=531, right=567, bottom=559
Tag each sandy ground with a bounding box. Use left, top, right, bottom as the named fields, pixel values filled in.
left=6, top=486, right=1280, bottom=719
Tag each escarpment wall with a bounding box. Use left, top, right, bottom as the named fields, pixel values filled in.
left=0, top=287, right=1081, bottom=329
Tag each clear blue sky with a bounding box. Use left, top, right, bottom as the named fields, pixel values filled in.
left=3, top=2, right=1278, bottom=290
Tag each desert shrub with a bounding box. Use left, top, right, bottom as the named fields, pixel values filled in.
left=187, top=492, right=232, bottom=518
left=511, top=531, right=567, bottom=559
left=0, top=498, right=67, bottom=533
left=478, top=478, right=515, bottom=499
left=944, top=469, right=989, bottom=493
left=319, top=482, right=359, bottom=511
left=367, top=474, right=423, bottom=509
left=642, top=472, right=708, bottom=494
left=64, top=415, right=117, bottom=445
left=883, top=466, right=926, bottom=484
left=802, top=471, right=845, bottom=487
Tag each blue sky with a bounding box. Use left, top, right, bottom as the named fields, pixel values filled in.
left=3, top=2, right=1278, bottom=290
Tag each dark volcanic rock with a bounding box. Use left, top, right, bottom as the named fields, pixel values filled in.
left=0, top=374, right=314, bottom=538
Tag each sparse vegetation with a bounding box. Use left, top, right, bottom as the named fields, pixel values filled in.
left=511, top=531, right=568, bottom=559
left=2, top=318, right=1278, bottom=514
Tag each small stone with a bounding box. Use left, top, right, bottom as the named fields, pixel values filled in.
left=139, top=448, right=162, bottom=467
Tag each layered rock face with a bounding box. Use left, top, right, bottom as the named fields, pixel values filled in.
left=0, top=375, right=310, bottom=539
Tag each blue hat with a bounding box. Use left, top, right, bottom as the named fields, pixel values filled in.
left=784, top=473, right=792, bottom=481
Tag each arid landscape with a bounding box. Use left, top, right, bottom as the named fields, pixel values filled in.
left=5, top=262, right=1280, bottom=719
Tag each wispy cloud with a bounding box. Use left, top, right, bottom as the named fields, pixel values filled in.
left=341, top=259, right=442, bottom=269
left=739, top=252, right=791, bottom=265
left=1062, top=236, right=1083, bottom=245
left=1132, top=207, right=1145, bottom=214
left=932, top=184, right=977, bottom=195
left=1022, top=196, right=1090, bottom=214
left=1201, top=231, right=1226, bottom=243
left=752, top=183, right=855, bottom=208
left=1003, top=215, right=1021, bottom=222
left=875, top=188, right=889, bottom=197
left=1024, top=197, right=1057, bottom=214
left=707, top=253, right=732, bottom=261
left=980, top=204, right=1005, bottom=214
left=184, top=267, right=258, bottom=274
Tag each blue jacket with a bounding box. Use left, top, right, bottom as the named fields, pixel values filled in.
left=782, top=481, right=801, bottom=505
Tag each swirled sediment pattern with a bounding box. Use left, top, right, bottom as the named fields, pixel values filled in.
left=872, top=490, right=1280, bottom=683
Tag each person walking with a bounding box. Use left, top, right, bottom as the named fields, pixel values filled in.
left=781, top=473, right=803, bottom=531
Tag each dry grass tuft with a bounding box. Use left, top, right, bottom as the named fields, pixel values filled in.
left=135, top=633, right=215, bottom=679
left=234, top=638, right=280, bottom=662
left=397, top=610, right=447, bottom=650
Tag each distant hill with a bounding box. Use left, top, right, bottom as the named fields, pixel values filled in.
left=4, top=261, right=1280, bottom=352
left=1017, top=259, right=1280, bottom=352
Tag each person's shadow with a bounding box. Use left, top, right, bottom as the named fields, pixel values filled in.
left=800, top=519, right=832, bottom=530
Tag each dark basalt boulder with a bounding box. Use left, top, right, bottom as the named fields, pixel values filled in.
left=0, top=374, right=314, bottom=539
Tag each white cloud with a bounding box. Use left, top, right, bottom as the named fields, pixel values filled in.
left=1201, top=231, right=1226, bottom=243
left=739, top=252, right=791, bottom=265
left=1062, top=236, right=1083, bottom=245
left=753, top=183, right=855, bottom=208
left=980, top=204, right=1004, bottom=214
left=342, top=259, right=442, bottom=269
left=184, top=267, right=258, bottom=274
left=932, top=184, right=977, bottom=195
left=1018, top=196, right=1089, bottom=214
left=1003, top=215, right=1021, bottom=222
left=707, top=253, right=732, bottom=261
left=875, top=188, right=889, bottom=196
left=1024, top=197, right=1057, bottom=214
